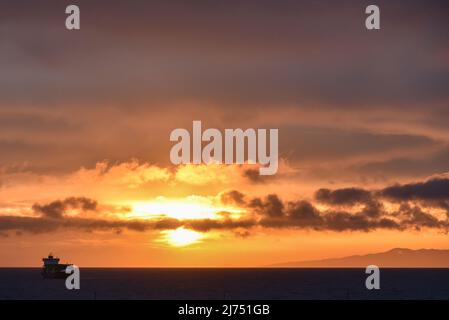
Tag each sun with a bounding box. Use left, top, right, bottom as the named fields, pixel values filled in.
left=164, top=228, right=203, bottom=247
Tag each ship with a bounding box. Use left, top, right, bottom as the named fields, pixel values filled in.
left=41, top=253, right=72, bottom=279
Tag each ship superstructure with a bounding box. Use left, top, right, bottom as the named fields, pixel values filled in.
left=41, top=254, right=72, bottom=279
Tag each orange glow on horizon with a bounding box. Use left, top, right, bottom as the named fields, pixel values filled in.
left=127, top=196, right=244, bottom=220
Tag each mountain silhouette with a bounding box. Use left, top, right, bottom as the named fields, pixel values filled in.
left=270, top=248, right=449, bottom=267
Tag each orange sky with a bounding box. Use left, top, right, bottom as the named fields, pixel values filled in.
left=1, top=0, right=449, bottom=266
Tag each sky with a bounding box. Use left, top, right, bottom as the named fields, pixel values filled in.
left=1, top=0, right=449, bottom=267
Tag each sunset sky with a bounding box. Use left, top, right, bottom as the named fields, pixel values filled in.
left=1, top=0, right=449, bottom=267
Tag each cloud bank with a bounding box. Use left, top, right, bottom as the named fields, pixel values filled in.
left=2, top=177, right=449, bottom=236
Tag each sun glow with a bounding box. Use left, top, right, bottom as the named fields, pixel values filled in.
left=128, top=196, right=243, bottom=220
left=163, top=228, right=203, bottom=247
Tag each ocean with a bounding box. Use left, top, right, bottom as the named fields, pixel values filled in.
left=1, top=268, right=448, bottom=300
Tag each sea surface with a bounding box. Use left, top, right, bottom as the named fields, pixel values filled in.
left=0, top=268, right=448, bottom=300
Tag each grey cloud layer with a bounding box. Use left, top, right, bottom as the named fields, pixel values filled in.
left=1, top=0, right=448, bottom=108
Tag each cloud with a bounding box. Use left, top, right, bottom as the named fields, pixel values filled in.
left=315, top=187, right=372, bottom=206
left=288, top=201, right=322, bottom=224
left=249, top=194, right=285, bottom=217
left=220, top=190, right=246, bottom=206
left=174, top=164, right=243, bottom=185
left=72, top=160, right=171, bottom=188
left=380, top=178, right=449, bottom=202
left=3, top=176, right=449, bottom=236
left=243, top=169, right=273, bottom=183
left=184, top=218, right=257, bottom=232
left=0, top=215, right=182, bottom=234
left=0, top=0, right=448, bottom=192
left=32, top=197, right=97, bottom=219
left=322, top=212, right=400, bottom=232
left=2, top=0, right=448, bottom=109
left=259, top=200, right=323, bottom=229
left=231, top=176, right=449, bottom=232
left=397, top=203, right=446, bottom=231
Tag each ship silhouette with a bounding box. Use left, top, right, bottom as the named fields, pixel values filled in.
left=41, top=253, right=72, bottom=279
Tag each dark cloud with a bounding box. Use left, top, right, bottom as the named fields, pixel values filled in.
left=315, top=187, right=372, bottom=206
left=322, top=211, right=400, bottom=232
left=360, top=200, right=384, bottom=218
left=287, top=201, right=323, bottom=225
left=256, top=199, right=396, bottom=232
left=314, top=178, right=449, bottom=213
left=0, top=215, right=180, bottom=234
left=185, top=218, right=257, bottom=232
left=380, top=178, right=449, bottom=202
left=32, top=197, right=97, bottom=219
left=242, top=168, right=277, bottom=184
left=0, top=214, right=257, bottom=234
left=237, top=176, right=449, bottom=232
left=397, top=203, right=446, bottom=231
left=249, top=194, right=285, bottom=217
left=243, top=169, right=266, bottom=183
left=259, top=200, right=322, bottom=228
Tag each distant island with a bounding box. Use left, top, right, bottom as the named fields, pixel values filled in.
left=269, top=248, right=449, bottom=268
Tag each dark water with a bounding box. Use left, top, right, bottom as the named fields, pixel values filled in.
left=1, top=268, right=449, bottom=300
